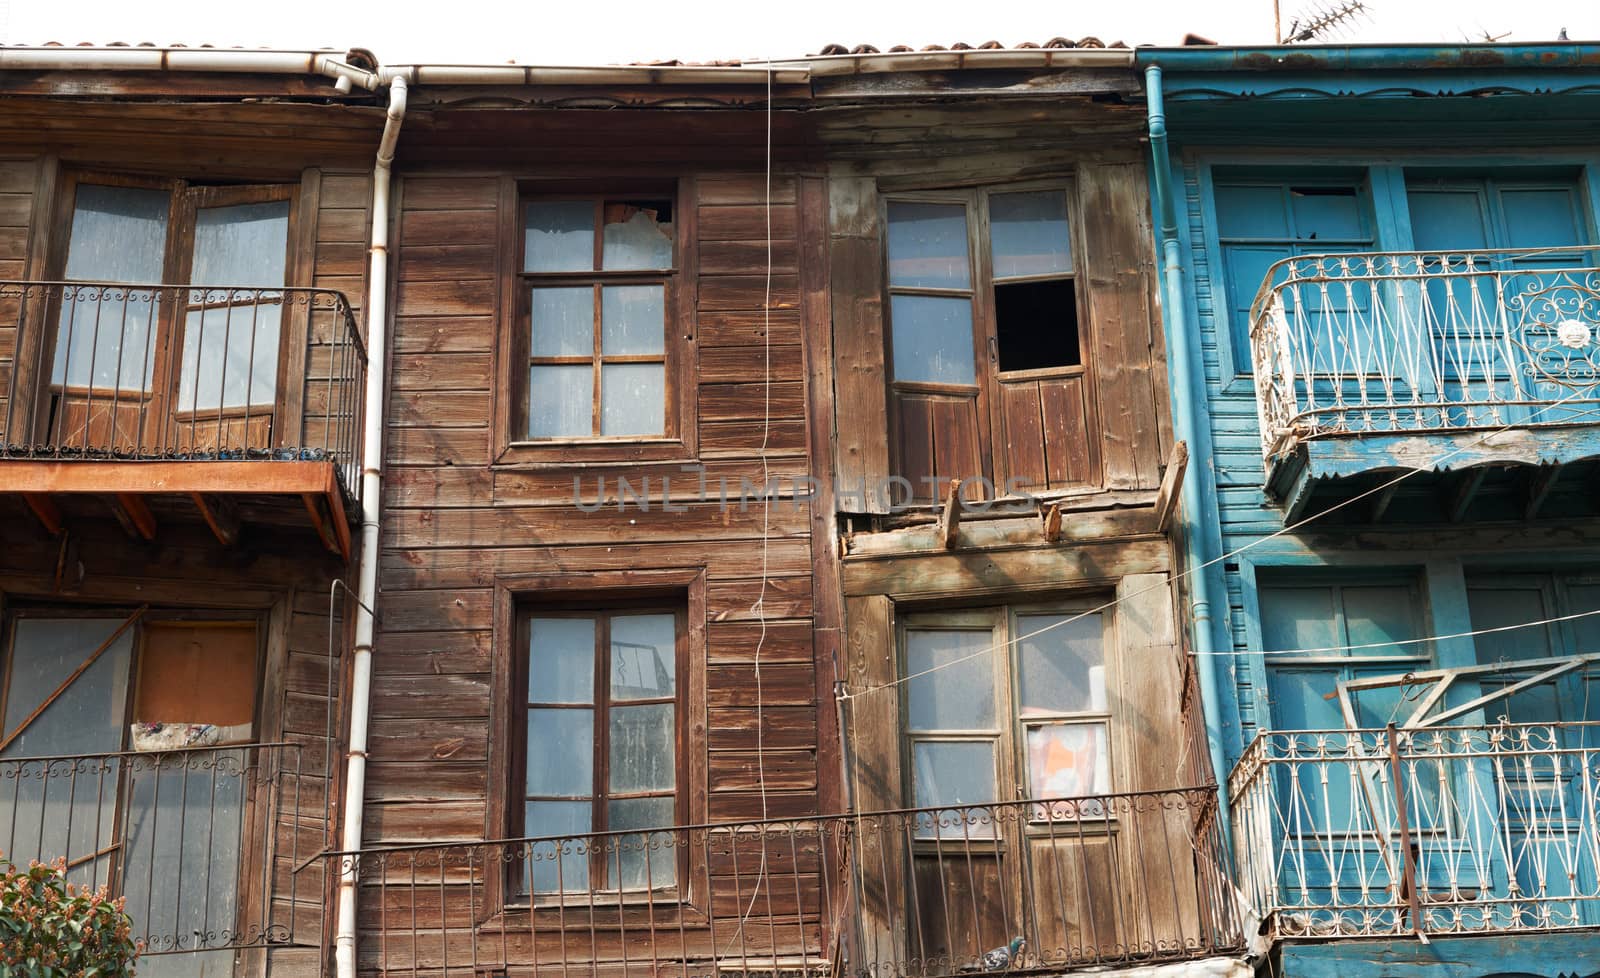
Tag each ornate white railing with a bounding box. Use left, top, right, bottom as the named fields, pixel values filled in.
left=1247, top=249, right=1600, bottom=459
left=1229, top=722, right=1600, bottom=939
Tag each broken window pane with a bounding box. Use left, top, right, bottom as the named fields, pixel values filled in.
left=529, top=365, right=593, bottom=438
left=601, top=200, right=673, bottom=270
left=601, top=285, right=665, bottom=356
left=887, top=201, right=971, bottom=289
left=526, top=708, right=593, bottom=796
left=607, top=796, right=676, bottom=889
left=600, top=364, right=665, bottom=436
left=890, top=295, right=976, bottom=385
left=610, top=614, right=675, bottom=699
left=906, top=629, right=994, bottom=731
left=1017, top=613, right=1104, bottom=716
left=525, top=201, right=595, bottom=272
left=995, top=279, right=1079, bottom=372
left=531, top=287, right=595, bottom=357
left=990, top=191, right=1072, bottom=279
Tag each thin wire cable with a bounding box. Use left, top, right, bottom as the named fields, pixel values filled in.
left=1226, top=606, right=1600, bottom=657
left=838, top=392, right=1600, bottom=702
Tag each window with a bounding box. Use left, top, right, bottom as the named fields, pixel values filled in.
left=0, top=609, right=259, bottom=971
left=519, top=197, right=677, bottom=442
left=518, top=607, right=683, bottom=896
left=47, top=175, right=294, bottom=455
left=901, top=605, right=1110, bottom=835
left=884, top=185, right=1097, bottom=502
left=1211, top=171, right=1375, bottom=373
left=1465, top=570, right=1600, bottom=725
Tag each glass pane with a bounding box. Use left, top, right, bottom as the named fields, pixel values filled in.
left=608, top=703, right=675, bottom=793
left=600, top=364, right=664, bottom=436
left=120, top=750, right=244, bottom=967
left=1026, top=722, right=1109, bottom=799
left=610, top=614, right=675, bottom=700
left=55, top=186, right=170, bottom=390
left=990, top=191, right=1072, bottom=279
left=529, top=617, right=595, bottom=703
left=529, top=364, right=593, bottom=438
left=0, top=618, right=131, bottom=880
left=911, top=741, right=997, bottom=838
left=1213, top=184, right=1290, bottom=238
left=1017, top=613, right=1104, bottom=716
left=1288, top=187, right=1365, bottom=241
left=601, top=285, right=665, bottom=355
left=178, top=200, right=290, bottom=410
left=889, top=295, right=975, bottom=385
left=526, top=708, right=593, bottom=796
left=1340, top=585, right=1419, bottom=657
left=606, top=797, right=676, bottom=889
left=531, top=287, right=594, bottom=357
left=1469, top=584, right=1553, bottom=664
left=525, top=800, right=591, bottom=892
left=906, top=629, right=994, bottom=731
left=887, top=201, right=970, bottom=289
left=525, top=201, right=595, bottom=272
left=1259, top=586, right=1340, bottom=656
left=601, top=201, right=673, bottom=270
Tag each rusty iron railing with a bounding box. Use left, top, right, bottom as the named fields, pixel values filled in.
left=0, top=741, right=320, bottom=958
left=324, top=788, right=1239, bottom=978
left=0, top=281, right=366, bottom=500
left=1230, top=721, right=1600, bottom=939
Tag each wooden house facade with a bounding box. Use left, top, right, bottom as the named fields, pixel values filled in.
left=0, top=52, right=384, bottom=978
left=0, top=43, right=1247, bottom=978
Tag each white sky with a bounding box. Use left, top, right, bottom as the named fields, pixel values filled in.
left=4, top=0, right=1600, bottom=66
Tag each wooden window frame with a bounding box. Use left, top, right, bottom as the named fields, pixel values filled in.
left=495, top=180, right=699, bottom=467
left=897, top=599, right=1116, bottom=841
left=881, top=180, right=1098, bottom=503
left=23, top=170, right=308, bottom=453
left=514, top=603, right=687, bottom=903
left=488, top=569, right=709, bottom=919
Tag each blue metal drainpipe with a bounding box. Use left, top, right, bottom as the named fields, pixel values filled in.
left=1145, top=64, right=1235, bottom=850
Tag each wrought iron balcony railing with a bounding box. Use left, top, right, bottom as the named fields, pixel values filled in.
left=1247, top=249, right=1600, bottom=461
left=0, top=742, right=322, bottom=967
left=1229, top=722, right=1600, bottom=940
left=326, top=788, right=1239, bottom=978
left=0, top=281, right=366, bottom=500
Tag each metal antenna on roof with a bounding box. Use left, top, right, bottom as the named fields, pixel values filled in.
left=1278, top=1, right=1372, bottom=43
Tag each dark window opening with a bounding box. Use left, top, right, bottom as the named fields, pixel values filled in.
left=995, top=279, right=1079, bottom=372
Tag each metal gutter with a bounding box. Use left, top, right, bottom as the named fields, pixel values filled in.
left=379, top=63, right=809, bottom=87
left=765, top=47, right=1133, bottom=76
left=0, top=45, right=380, bottom=91
left=1133, top=41, right=1600, bottom=72
left=1144, top=64, right=1234, bottom=846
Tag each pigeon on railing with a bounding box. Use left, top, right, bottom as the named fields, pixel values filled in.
left=960, top=936, right=1025, bottom=973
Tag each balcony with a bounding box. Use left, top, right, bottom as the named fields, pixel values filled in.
left=1247, top=250, right=1600, bottom=523
left=1229, top=722, right=1600, bottom=941
left=0, top=742, right=324, bottom=974
left=0, top=281, right=365, bottom=557
left=331, top=789, right=1240, bottom=978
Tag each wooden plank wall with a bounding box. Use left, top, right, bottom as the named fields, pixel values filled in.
left=0, top=156, right=41, bottom=438
left=366, top=161, right=833, bottom=973
left=300, top=170, right=374, bottom=460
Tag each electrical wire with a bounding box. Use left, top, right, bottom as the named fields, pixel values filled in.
left=837, top=393, right=1600, bottom=702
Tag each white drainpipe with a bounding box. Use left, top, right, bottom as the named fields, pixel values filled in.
left=334, top=73, right=406, bottom=978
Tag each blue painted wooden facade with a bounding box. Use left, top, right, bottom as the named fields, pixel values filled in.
left=1138, top=44, right=1600, bottom=974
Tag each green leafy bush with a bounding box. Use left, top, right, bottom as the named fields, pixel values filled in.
left=0, top=856, right=140, bottom=977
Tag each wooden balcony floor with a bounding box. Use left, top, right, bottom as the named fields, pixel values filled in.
left=0, top=458, right=353, bottom=559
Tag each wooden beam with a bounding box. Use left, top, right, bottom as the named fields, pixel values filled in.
left=1369, top=480, right=1401, bottom=524
left=22, top=493, right=62, bottom=536
left=936, top=478, right=961, bottom=550
left=1153, top=440, right=1188, bottom=534
left=301, top=493, right=345, bottom=560
left=189, top=492, right=241, bottom=547
left=113, top=493, right=156, bottom=541
left=0, top=459, right=338, bottom=495
left=1523, top=463, right=1562, bottom=520
left=1040, top=502, right=1062, bottom=544
left=1444, top=468, right=1488, bottom=523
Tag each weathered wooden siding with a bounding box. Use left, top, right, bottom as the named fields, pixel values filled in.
left=365, top=159, right=834, bottom=972
left=0, top=156, right=42, bottom=431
